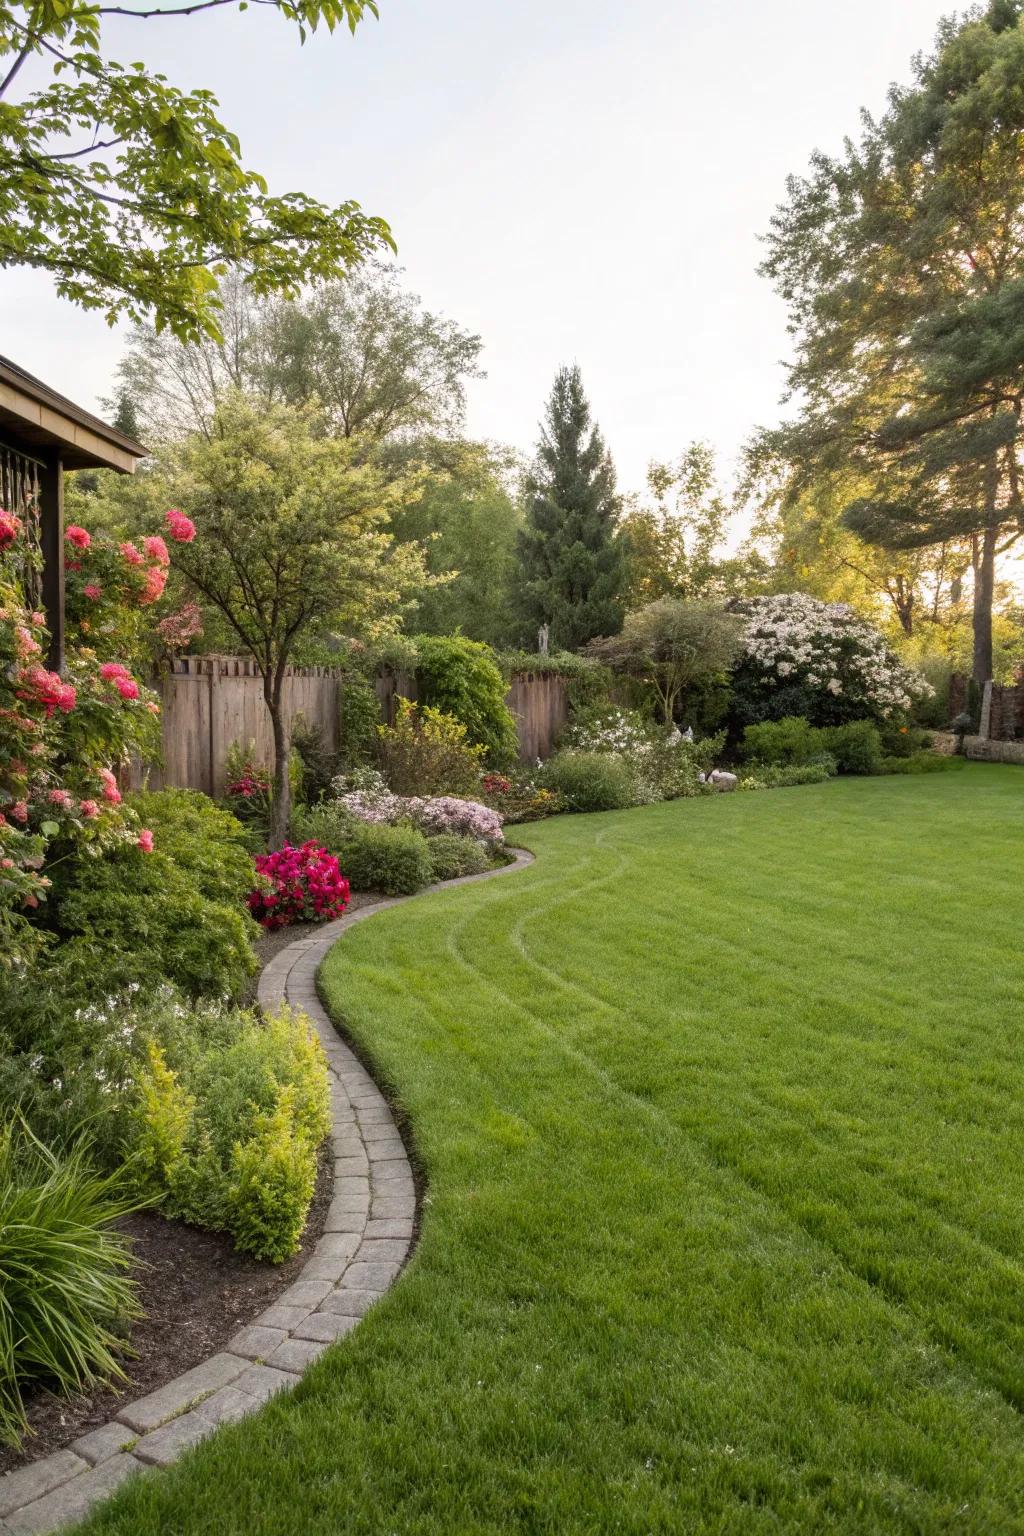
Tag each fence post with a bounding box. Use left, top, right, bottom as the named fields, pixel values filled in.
left=207, top=664, right=218, bottom=797
left=979, top=680, right=993, bottom=741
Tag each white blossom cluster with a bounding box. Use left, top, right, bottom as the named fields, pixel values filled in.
left=564, top=708, right=660, bottom=756
left=738, top=593, right=930, bottom=716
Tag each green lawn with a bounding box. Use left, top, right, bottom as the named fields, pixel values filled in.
left=78, top=767, right=1024, bottom=1534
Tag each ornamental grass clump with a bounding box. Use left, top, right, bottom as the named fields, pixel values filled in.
left=248, top=842, right=350, bottom=929
left=0, top=1117, right=141, bottom=1448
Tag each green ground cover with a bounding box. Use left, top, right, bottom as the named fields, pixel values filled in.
left=77, top=766, right=1024, bottom=1534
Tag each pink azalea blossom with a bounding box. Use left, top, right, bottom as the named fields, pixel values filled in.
left=48, top=788, right=72, bottom=808
left=120, top=541, right=144, bottom=566
left=16, top=666, right=76, bottom=717
left=100, top=768, right=122, bottom=805
left=65, top=525, right=91, bottom=550
left=79, top=798, right=100, bottom=819
left=9, top=801, right=28, bottom=823
left=83, top=583, right=102, bottom=600
left=143, top=534, right=169, bottom=567
left=100, top=661, right=130, bottom=681
left=115, top=676, right=140, bottom=701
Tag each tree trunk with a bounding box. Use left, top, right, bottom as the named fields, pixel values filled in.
left=972, top=524, right=997, bottom=684
left=265, top=669, right=291, bottom=849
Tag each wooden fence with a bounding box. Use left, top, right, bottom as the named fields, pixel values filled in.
left=132, top=655, right=568, bottom=795
left=507, top=670, right=569, bottom=762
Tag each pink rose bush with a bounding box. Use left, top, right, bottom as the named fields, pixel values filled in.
left=0, top=505, right=198, bottom=961
left=62, top=509, right=183, bottom=651
left=247, top=842, right=350, bottom=930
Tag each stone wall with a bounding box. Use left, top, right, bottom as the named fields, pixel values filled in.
left=964, top=736, right=1024, bottom=765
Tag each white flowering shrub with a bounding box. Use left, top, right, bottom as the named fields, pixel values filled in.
left=730, top=593, right=931, bottom=727
left=562, top=707, right=724, bottom=803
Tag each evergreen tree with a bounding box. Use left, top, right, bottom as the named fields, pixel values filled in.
left=110, top=388, right=143, bottom=444
left=516, top=365, right=624, bottom=649
left=761, top=0, right=1024, bottom=681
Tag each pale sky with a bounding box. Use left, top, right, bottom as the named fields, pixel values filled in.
left=0, top=0, right=961, bottom=495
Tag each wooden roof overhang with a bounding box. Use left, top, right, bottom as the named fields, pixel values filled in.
left=0, top=355, right=147, bottom=472
left=0, top=356, right=148, bottom=667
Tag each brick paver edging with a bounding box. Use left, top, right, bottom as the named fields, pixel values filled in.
left=0, top=848, right=534, bottom=1535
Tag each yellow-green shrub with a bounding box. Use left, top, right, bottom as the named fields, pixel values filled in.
left=126, top=1005, right=330, bottom=1262
left=226, top=1086, right=319, bottom=1263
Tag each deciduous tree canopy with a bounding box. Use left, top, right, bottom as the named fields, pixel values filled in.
left=0, top=0, right=391, bottom=340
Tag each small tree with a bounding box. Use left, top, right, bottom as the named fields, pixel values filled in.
left=167, top=394, right=428, bottom=845
left=588, top=599, right=742, bottom=724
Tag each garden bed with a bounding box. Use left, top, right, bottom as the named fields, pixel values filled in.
left=0, top=1152, right=332, bottom=1475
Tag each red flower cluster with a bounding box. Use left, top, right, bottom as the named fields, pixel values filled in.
left=139, top=565, right=167, bottom=606
left=247, top=842, right=350, bottom=930
left=228, top=769, right=270, bottom=800
left=16, top=666, right=77, bottom=718
left=0, top=510, right=21, bottom=550
left=65, top=525, right=91, bottom=550
left=99, top=661, right=140, bottom=700
left=165, top=508, right=196, bottom=543
left=482, top=773, right=513, bottom=796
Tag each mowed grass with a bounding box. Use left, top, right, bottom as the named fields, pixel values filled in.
left=77, top=766, right=1024, bottom=1534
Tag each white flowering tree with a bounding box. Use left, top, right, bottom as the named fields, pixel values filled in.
left=730, top=593, right=929, bottom=728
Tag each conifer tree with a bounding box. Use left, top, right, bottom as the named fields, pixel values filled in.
left=515, top=366, right=624, bottom=650
left=762, top=0, right=1024, bottom=681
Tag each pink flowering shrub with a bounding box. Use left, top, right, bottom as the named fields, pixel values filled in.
left=335, top=787, right=504, bottom=843
left=336, top=786, right=503, bottom=847
left=407, top=796, right=504, bottom=842
left=156, top=602, right=204, bottom=651
left=247, top=842, right=350, bottom=930
left=0, top=507, right=194, bottom=962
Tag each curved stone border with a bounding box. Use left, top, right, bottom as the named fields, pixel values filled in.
left=0, top=849, right=533, bottom=1536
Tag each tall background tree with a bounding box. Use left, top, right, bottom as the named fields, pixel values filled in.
left=86, top=267, right=511, bottom=641
left=381, top=437, right=522, bottom=645
left=618, top=442, right=762, bottom=606
left=515, top=365, right=624, bottom=650
left=759, top=0, right=1024, bottom=683
left=113, top=263, right=483, bottom=443
left=0, top=0, right=390, bottom=341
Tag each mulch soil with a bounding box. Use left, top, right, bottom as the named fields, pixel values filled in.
left=0, top=1151, right=333, bottom=1474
